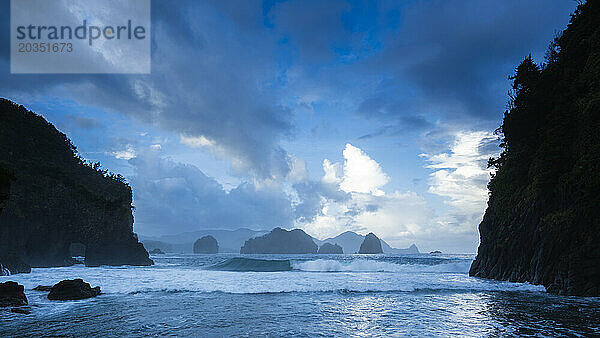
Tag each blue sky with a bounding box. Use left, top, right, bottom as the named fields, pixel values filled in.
left=0, top=0, right=577, bottom=252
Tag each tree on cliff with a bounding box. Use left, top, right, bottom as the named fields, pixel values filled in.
left=470, top=1, right=600, bottom=296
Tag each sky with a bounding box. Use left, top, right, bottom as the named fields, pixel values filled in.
left=0, top=0, right=578, bottom=253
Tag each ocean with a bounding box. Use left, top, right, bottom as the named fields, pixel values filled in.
left=1, top=253, right=599, bottom=336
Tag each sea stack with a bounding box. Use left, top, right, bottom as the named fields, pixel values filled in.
left=469, top=1, right=600, bottom=297
left=317, top=243, right=343, bottom=254
left=194, top=236, right=219, bottom=254
left=358, top=233, right=383, bottom=254
left=240, top=228, right=317, bottom=254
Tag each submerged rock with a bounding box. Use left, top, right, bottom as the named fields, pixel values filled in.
left=148, top=248, right=165, bottom=255
left=358, top=233, right=383, bottom=254
left=240, top=228, right=317, bottom=254
left=47, top=279, right=101, bottom=300
left=193, top=236, right=219, bottom=254
left=32, top=285, right=52, bottom=292
left=317, top=243, right=343, bottom=254
left=10, top=307, right=30, bottom=314
left=0, top=281, right=27, bottom=307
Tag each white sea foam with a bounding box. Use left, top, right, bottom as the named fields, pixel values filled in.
left=293, top=259, right=471, bottom=273
left=0, top=257, right=545, bottom=297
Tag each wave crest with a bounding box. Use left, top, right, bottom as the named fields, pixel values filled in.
left=293, top=259, right=471, bottom=273
left=209, top=257, right=292, bottom=272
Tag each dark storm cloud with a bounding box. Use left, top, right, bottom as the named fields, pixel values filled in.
left=358, top=0, right=577, bottom=125
left=263, top=0, right=576, bottom=136
left=0, top=0, right=292, bottom=178
left=0, top=0, right=577, bottom=166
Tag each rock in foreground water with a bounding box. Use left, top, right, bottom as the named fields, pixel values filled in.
left=47, top=279, right=101, bottom=300
left=0, top=281, right=27, bottom=307
left=33, top=285, right=52, bottom=292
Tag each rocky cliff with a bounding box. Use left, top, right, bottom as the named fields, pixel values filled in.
left=240, top=227, right=317, bottom=254
left=193, top=235, right=219, bottom=254
left=0, top=99, right=153, bottom=271
left=470, top=2, right=600, bottom=296
left=358, top=233, right=383, bottom=254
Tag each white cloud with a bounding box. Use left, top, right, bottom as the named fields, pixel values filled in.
left=112, top=144, right=136, bottom=160
left=180, top=134, right=216, bottom=148
left=421, top=131, right=497, bottom=214
left=321, top=159, right=341, bottom=184
left=299, top=133, right=498, bottom=252
left=300, top=144, right=430, bottom=247
left=339, top=144, right=389, bottom=196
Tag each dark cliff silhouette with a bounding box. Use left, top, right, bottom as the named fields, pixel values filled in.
left=0, top=99, right=152, bottom=272
left=470, top=2, right=600, bottom=296
left=240, top=227, right=317, bottom=254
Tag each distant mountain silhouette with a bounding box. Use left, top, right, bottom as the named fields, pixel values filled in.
left=140, top=228, right=267, bottom=253
left=313, top=231, right=419, bottom=254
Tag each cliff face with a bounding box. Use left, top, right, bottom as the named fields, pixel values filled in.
left=358, top=233, right=383, bottom=254
left=0, top=99, right=153, bottom=271
left=470, top=2, right=600, bottom=296
left=193, top=235, right=219, bottom=254
left=240, top=227, right=317, bottom=254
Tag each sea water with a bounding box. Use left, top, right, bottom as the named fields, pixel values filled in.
left=1, top=253, right=599, bottom=336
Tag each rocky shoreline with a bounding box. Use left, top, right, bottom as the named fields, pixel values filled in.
left=0, top=279, right=102, bottom=315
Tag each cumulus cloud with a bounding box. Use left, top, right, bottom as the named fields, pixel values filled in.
left=112, top=144, right=136, bottom=160
left=421, top=131, right=497, bottom=214
left=339, top=144, right=389, bottom=195
left=300, top=134, right=498, bottom=252
left=301, top=144, right=431, bottom=246
left=419, top=130, right=500, bottom=250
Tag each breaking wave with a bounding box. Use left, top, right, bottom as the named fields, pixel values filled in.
left=293, top=259, right=471, bottom=273
left=209, top=257, right=292, bottom=272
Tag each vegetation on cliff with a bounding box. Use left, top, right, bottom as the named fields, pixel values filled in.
left=470, top=2, right=600, bottom=296
left=0, top=99, right=152, bottom=271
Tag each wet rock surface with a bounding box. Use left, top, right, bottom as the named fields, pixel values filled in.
left=47, top=279, right=101, bottom=301
left=0, top=281, right=27, bottom=307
